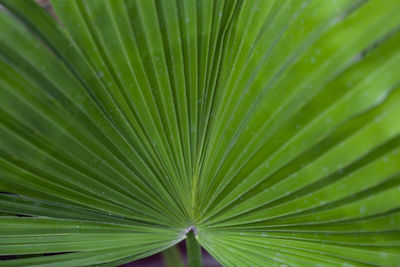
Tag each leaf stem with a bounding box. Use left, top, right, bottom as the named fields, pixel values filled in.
left=186, top=229, right=202, bottom=267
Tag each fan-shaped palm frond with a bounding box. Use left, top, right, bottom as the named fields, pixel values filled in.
left=0, top=0, right=400, bottom=266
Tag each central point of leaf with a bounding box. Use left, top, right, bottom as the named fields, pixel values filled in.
left=185, top=225, right=198, bottom=236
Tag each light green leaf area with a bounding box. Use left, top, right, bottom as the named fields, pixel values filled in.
left=0, top=0, right=399, bottom=266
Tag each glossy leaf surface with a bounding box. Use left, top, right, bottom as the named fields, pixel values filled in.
left=0, top=0, right=399, bottom=266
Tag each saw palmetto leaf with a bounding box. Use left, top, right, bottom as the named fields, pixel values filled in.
left=0, top=0, right=399, bottom=266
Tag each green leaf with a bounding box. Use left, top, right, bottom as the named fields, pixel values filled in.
left=1, top=0, right=399, bottom=266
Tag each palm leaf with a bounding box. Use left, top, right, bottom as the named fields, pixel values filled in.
left=0, top=0, right=399, bottom=266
